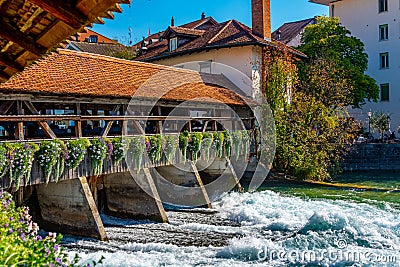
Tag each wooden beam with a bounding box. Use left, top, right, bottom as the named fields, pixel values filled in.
left=0, top=70, right=10, bottom=80
left=0, top=18, right=47, bottom=56
left=190, top=162, right=212, bottom=209
left=75, top=120, right=82, bottom=138
left=15, top=122, right=24, bottom=140
left=0, top=53, right=23, bottom=71
left=101, top=105, right=120, bottom=137
left=29, top=0, right=89, bottom=29
left=23, top=101, right=57, bottom=139
left=0, top=100, right=14, bottom=115
left=202, top=121, right=209, bottom=133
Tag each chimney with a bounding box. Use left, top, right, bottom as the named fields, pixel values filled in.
left=201, top=12, right=206, bottom=19
left=251, top=0, right=271, bottom=39
left=171, top=16, right=175, bottom=27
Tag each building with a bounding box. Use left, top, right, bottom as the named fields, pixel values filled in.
left=310, top=0, right=400, bottom=131
left=134, top=0, right=305, bottom=100
left=72, top=28, right=117, bottom=44
left=272, top=17, right=316, bottom=47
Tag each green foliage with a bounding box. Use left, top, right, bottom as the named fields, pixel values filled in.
left=223, top=130, right=232, bottom=158
left=0, top=191, right=70, bottom=266
left=111, top=137, right=129, bottom=164
left=179, top=131, right=189, bottom=162
left=164, top=135, right=178, bottom=163
left=231, top=131, right=243, bottom=160
left=0, top=145, right=8, bottom=179
left=212, top=132, right=224, bottom=158
left=146, top=135, right=163, bottom=162
left=201, top=132, right=213, bottom=161
left=188, top=133, right=203, bottom=162
left=65, top=139, right=90, bottom=170
left=241, top=130, right=251, bottom=157
left=263, top=38, right=360, bottom=181
left=88, top=138, right=110, bottom=176
left=129, top=135, right=146, bottom=172
left=37, top=140, right=67, bottom=184
left=108, top=48, right=137, bottom=60
left=370, top=112, right=390, bottom=137
left=5, top=142, right=39, bottom=189
left=298, top=16, right=379, bottom=108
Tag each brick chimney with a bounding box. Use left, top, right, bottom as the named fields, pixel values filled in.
left=251, top=0, right=271, bottom=39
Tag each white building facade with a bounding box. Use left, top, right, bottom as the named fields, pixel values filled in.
left=310, top=0, right=400, bottom=131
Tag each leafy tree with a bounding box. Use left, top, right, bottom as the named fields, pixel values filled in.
left=297, top=16, right=379, bottom=108
left=262, top=42, right=360, bottom=180
left=370, top=111, right=390, bottom=139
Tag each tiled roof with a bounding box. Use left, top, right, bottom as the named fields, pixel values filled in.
left=179, top=17, right=218, bottom=30
left=136, top=19, right=306, bottom=61
left=272, top=18, right=316, bottom=44
left=67, top=41, right=137, bottom=57
left=166, top=27, right=205, bottom=37
left=0, top=49, right=250, bottom=106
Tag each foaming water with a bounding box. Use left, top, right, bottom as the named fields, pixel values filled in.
left=67, top=190, right=400, bottom=266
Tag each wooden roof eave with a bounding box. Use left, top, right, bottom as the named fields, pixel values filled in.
left=0, top=0, right=131, bottom=83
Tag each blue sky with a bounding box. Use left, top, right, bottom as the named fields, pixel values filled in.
left=92, top=0, right=328, bottom=45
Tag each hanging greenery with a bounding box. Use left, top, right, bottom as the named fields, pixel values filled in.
left=129, top=135, right=146, bottom=172
left=223, top=130, right=232, bottom=158
left=37, top=140, right=67, bottom=184
left=231, top=131, right=243, bottom=160
left=241, top=130, right=251, bottom=157
left=65, top=138, right=90, bottom=170
left=111, top=137, right=129, bottom=164
left=88, top=138, right=110, bottom=176
left=6, top=142, right=39, bottom=189
left=0, top=144, right=8, bottom=179
left=212, top=132, right=224, bottom=158
left=201, top=132, right=213, bottom=161
left=146, top=135, right=163, bottom=162
left=179, top=131, right=189, bottom=162
left=187, top=133, right=203, bottom=162
left=164, top=135, right=178, bottom=163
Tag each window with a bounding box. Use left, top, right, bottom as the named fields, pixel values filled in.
left=169, top=37, right=177, bottom=51
left=199, top=61, right=212, bottom=73
left=379, top=24, right=389, bottom=40
left=89, top=35, right=98, bottom=43
left=380, top=83, right=389, bottom=101
left=379, top=0, right=388, bottom=12
left=380, top=52, right=389, bottom=68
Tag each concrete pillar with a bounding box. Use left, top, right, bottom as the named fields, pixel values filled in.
left=103, top=171, right=168, bottom=223
left=36, top=177, right=107, bottom=241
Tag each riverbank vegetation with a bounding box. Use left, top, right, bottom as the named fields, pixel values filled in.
left=263, top=16, right=377, bottom=180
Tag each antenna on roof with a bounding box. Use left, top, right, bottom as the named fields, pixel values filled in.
left=201, top=12, right=206, bottom=19
left=128, top=27, right=132, bottom=45
left=171, top=16, right=175, bottom=27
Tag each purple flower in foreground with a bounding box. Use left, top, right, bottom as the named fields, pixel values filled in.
left=8, top=228, right=12, bottom=233
left=53, top=245, right=59, bottom=251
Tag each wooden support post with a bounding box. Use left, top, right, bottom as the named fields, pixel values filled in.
left=190, top=162, right=212, bottom=209
left=101, top=105, right=120, bottom=137
left=23, top=101, right=56, bottom=139
left=225, top=157, right=244, bottom=192
left=75, top=120, right=82, bottom=138
left=187, top=120, right=192, bottom=132
left=156, top=106, right=163, bottom=134
left=143, top=168, right=168, bottom=222
left=202, top=121, right=209, bottom=133
left=0, top=100, right=14, bottom=115
left=36, top=177, right=108, bottom=241
left=132, top=120, right=145, bottom=135
left=15, top=122, right=24, bottom=140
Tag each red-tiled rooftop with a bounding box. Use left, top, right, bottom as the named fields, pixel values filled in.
left=136, top=19, right=306, bottom=61
left=0, top=49, right=250, bottom=106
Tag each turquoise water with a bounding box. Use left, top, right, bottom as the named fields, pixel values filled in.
left=68, top=172, right=400, bottom=266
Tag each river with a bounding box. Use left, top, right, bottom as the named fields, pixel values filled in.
left=64, top=171, right=400, bottom=266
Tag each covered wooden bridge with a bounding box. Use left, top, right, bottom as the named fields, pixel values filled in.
left=0, top=49, right=257, bottom=240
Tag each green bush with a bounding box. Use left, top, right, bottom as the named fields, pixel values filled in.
left=0, top=191, right=70, bottom=266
